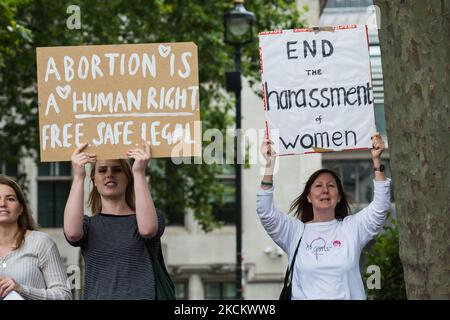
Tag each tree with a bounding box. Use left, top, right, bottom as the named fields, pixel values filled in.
left=0, top=0, right=302, bottom=230
left=374, top=0, right=449, bottom=299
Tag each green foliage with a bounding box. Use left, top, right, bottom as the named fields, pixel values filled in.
left=0, top=0, right=302, bottom=231
left=362, top=215, right=407, bottom=299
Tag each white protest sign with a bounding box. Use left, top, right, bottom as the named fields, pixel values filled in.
left=37, top=42, right=201, bottom=161
left=259, top=25, right=376, bottom=155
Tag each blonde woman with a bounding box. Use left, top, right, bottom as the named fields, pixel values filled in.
left=64, top=141, right=165, bottom=300
left=0, top=175, right=72, bottom=300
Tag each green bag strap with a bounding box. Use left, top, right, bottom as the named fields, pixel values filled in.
left=147, top=239, right=176, bottom=300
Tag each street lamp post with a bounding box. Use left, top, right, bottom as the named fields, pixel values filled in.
left=223, top=0, right=255, bottom=300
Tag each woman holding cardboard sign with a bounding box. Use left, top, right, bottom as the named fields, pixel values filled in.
left=64, top=141, right=167, bottom=300
left=257, top=133, right=391, bottom=300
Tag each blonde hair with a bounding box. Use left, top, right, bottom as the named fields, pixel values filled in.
left=87, top=159, right=135, bottom=214
left=0, top=175, right=38, bottom=249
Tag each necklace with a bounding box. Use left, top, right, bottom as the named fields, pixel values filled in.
left=0, top=253, right=9, bottom=268
left=0, top=242, right=18, bottom=269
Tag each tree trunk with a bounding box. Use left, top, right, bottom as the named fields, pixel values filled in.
left=374, top=0, right=450, bottom=299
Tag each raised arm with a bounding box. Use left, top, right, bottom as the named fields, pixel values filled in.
left=127, top=140, right=158, bottom=239
left=350, top=133, right=391, bottom=246
left=261, top=139, right=276, bottom=189
left=64, top=143, right=96, bottom=242
left=256, top=139, right=302, bottom=252
left=371, top=132, right=386, bottom=182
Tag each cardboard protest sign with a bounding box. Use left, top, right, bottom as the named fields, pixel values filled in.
left=259, top=25, right=376, bottom=155
left=37, top=42, right=201, bottom=161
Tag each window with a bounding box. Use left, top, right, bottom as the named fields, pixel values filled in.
left=0, top=160, right=17, bottom=177
left=37, top=162, right=72, bottom=228
left=212, top=180, right=236, bottom=225
left=204, top=282, right=236, bottom=300
left=325, top=0, right=373, bottom=8
left=323, top=159, right=392, bottom=208
left=369, top=45, right=387, bottom=138
left=174, top=282, right=188, bottom=300
left=211, top=165, right=236, bottom=225
left=0, top=149, right=18, bottom=177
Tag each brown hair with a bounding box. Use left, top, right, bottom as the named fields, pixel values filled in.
left=289, top=169, right=350, bottom=223
left=0, top=175, right=38, bottom=249
left=88, top=159, right=135, bottom=214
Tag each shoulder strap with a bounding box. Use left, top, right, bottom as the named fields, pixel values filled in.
left=146, top=239, right=176, bottom=300
left=286, top=234, right=303, bottom=286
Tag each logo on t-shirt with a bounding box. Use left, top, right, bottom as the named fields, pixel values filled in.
left=306, top=237, right=343, bottom=260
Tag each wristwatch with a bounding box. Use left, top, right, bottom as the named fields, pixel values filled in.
left=374, top=164, right=385, bottom=172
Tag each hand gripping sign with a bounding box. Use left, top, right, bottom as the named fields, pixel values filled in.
left=37, top=42, right=201, bottom=161
left=259, top=25, right=376, bottom=155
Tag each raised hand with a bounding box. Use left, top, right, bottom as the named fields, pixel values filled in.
left=260, top=139, right=277, bottom=167
left=370, top=132, right=385, bottom=161
left=127, top=140, right=151, bottom=175
left=71, top=143, right=96, bottom=178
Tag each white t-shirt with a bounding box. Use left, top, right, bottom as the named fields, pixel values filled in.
left=256, top=179, right=391, bottom=300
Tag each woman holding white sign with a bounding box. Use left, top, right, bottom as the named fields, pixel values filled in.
left=64, top=141, right=166, bottom=300
left=0, top=176, right=72, bottom=300
left=257, top=133, right=390, bottom=300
